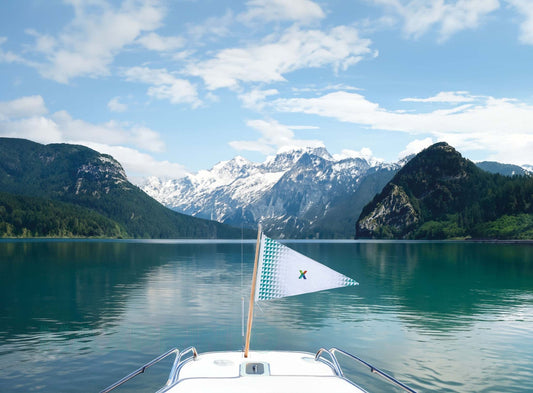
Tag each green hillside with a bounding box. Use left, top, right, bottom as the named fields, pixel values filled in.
left=0, top=138, right=251, bottom=238
left=356, top=142, right=533, bottom=240
left=0, top=192, right=127, bottom=238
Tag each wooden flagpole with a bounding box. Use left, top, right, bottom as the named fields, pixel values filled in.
left=244, top=224, right=262, bottom=358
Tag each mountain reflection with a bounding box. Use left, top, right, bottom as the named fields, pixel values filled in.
left=278, top=241, right=533, bottom=333
left=0, top=241, right=249, bottom=341
left=1, top=240, right=532, bottom=342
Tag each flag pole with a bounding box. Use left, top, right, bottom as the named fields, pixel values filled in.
left=244, top=224, right=262, bottom=358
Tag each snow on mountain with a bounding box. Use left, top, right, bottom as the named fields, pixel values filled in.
left=140, top=146, right=400, bottom=237
left=522, top=164, right=533, bottom=174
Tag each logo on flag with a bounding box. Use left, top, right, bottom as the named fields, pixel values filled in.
left=254, top=234, right=358, bottom=301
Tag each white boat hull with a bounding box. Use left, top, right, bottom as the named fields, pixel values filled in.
left=160, top=350, right=366, bottom=393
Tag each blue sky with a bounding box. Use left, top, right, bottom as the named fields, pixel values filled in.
left=1, top=0, right=533, bottom=181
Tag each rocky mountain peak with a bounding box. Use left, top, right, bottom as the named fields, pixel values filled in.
left=141, top=145, right=401, bottom=237
left=263, top=146, right=332, bottom=172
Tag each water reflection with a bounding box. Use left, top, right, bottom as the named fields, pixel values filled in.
left=0, top=241, right=253, bottom=341
left=248, top=241, right=533, bottom=335
left=0, top=240, right=532, bottom=392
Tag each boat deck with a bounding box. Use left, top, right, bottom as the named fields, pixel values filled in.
left=160, top=351, right=366, bottom=393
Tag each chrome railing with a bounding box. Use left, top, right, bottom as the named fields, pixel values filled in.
left=101, top=346, right=415, bottom=393
left=99, top=346, right=197, bottom=393
left=166, top=346, right=198, bottom=386
left=315, top=347, right=417, bottom=393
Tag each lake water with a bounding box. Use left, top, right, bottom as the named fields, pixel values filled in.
left=0, top=239, right=532, bottom=392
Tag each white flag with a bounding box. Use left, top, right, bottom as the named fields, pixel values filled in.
left=254, top=234, right=358, bottom=301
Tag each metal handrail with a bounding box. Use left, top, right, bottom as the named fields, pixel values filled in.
left=101, top=346, right=416, bottom=393
left=315, top=348, right=344, bottom=377
left=327, top=347, right=418, bottom=393
left=99, top=347, right=193, bottom=393
left=167, top=346, right=198, bottom=385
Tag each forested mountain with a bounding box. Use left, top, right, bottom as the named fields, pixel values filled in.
left=356, top=143, right=533, bottom=240
left=2, top=138, right=531, bottom=240
left=0, top=138, right=250, bottom=238
left=0, top=192, right=127, bottom=238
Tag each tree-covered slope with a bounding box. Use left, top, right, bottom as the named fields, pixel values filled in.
left=0, top=138, right=250, bottom=238
left=0, top=192, right=127, bottom=238
left=356, top=142, right=533, bottom=239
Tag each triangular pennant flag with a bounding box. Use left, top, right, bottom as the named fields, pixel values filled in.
left=254, top=234, right=358, bottom=302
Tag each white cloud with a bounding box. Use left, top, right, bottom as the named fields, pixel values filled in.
left=0, top=116, right=63, bottom=144
left=229, top=118, right=324, bottom=154
left=0, top=95, right=48, bottom=120
left=239, top=0, right=325, bottom=24
left=79, top=142, right=188, bottom=180
left=0, top=95, right=165, bottom=153
left=508, top=0, right=533, bottom=44
left=186, top=10, right=235, bottom=42
left=0, top=95, right=187, bottom=178
left=108, top=97, right=128, bottom=112
left=123, top=66, right=201, bottom=107
left=136, top=32, right=184, bottom=51
left=333, top=147, right=384, bottom=164
left=274, top=91, right=533, bottom=165
left=0, top=36, right=32, bottom=65
left=24, top=0, right=165, bottom=83
left=398, top=138, right=434, bottom=159
left=374, top=0, right=500, bottom=41
left=291, top=84, right=363, bottom=94
left=401, top=91, right=476, bottom=103
left=51, top=110, right=165, bottom=152
left=239, top=88, right=279, bottom=110
left=187, top=26, right=374, bottom=90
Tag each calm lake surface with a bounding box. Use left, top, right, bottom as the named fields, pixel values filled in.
left=0, top=239, right=532, bottom=392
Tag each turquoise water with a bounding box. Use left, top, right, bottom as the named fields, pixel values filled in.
left=0, top=240, right=532, bottom=392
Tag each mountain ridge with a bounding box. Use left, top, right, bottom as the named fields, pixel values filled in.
left=141, top=146, right=400, bottom=238
left=356, top=142, right=533, bottom=239
left=0, top=137, right=250, bottom=238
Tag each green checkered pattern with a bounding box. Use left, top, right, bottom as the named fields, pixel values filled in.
left=257, top=236, right=284, bottom=301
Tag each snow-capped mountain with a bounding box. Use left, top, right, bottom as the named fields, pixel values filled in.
left=140, top=147, right=401, bottom=238
left=522, top=164, right=533, bottom=174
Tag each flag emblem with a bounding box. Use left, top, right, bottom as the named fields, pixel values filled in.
left=254, top=234, right=358, bottom=301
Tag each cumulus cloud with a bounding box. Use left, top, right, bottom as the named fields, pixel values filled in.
left=229, top=118, right=324, bottom=154
left=136, top=32, right=184, bottom=51
left=0, top=95, right=48, bottom=119
left=49, top=110, right=165, bottom=153
left=0, top=37, right=29, bottom=65
left=374, top=0, right=500, bottom=41
left=239, top=0, right=325, bottom=24
left=187, top=26, right=375, bottom=90
left=274, top=90, right=533, bottom=165
left=22, top=0, right=165, bottom=83
left=186, top=10, right=235, bottom=42
left=123, top=66, right=201, bottom=107
left=398, top=138, right=434, bottom=159
left=239, top=88, right=279, bottom=110
left=508, top=0, right=533, bottom=45
left=0, top=95, right=187, bottom=178
left=401, top=91, right=476, bottom=103
left=107, top=97, right=128, bottom=112
left=78, top=142, right=188, bottom=180
left=332, top=147, right=384, bottom=164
